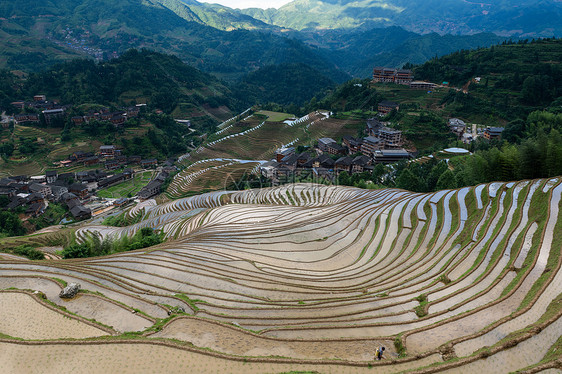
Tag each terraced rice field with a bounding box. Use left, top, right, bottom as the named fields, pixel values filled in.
left=191, top=111, right=362, bottom=163
left=167, top=159, right=261, bottom=198
left=0, top=179, right=561, bottom=373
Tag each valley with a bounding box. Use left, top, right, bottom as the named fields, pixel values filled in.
left=0, top=2, right=561, bottom=373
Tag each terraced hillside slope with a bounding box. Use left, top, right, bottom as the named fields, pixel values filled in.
left=0, top=179, right=561, bottom=373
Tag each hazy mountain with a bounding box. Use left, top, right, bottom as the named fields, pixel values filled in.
left=241, top=0, right=562, bottom=36
left=153, top=0, right=276, bottom=31
left=0, top=0, right=349, bottom=82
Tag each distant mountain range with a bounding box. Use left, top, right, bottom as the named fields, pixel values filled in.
left=0, top=0, right=558, bottom=109
left=241, top=0, right=562, bottom=36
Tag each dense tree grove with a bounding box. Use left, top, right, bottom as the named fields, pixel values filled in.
left=232, top=63, right=335, bottom=107
left=0, top=210, right=26, bottom=237
left=62, top=227, right=163, bottom=259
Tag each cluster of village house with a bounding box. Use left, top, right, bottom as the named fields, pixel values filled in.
left=7, top=95, right=142, bottom=128
left=0, top=144, right=176, bottom=222
left=260, top=118, right=411, bottom=183
left=372, top=67, right=506, bottom=144
left=448, top=118, right=505, bottom=143
left=260, top=103, right=506, bottom=183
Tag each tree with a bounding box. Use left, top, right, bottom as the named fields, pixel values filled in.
left=436, top=170, right=457, bottom=190
left=395, top=169, right=423, bottom=192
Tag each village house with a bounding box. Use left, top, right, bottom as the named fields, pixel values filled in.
left=26, top=202, right=46, bottom=218
left=378, top=101, right=400, bottom=115
left=307, top=154, right=335, bottom=169
left=49, top=185, right=68, bottom=201
left=70, top=151, right=92, bottom=162
left=372, top=67, right=413, bottom=85
left=26, top=192, right=44, bottom=205
left=335, top=156, right=353, bottom=173
left=343, top=136, right=363, bottom=154
left=0, top=185, right=17, bottom=198
left=352, top=155, right=372, bottom=173
left=127, top=107, right=140, bottom=118
left=361, top=136, right=384, bottom=157
left=70, top=205, right=92, bottom=220
left=97, top=174, right=127, bottom=189
left=484, top=127, right=505, bottom=140
left=7, top=196, right=27, bottom=210
left=100, top=145, right=117, bottom=158
left=276, top=147, right=295, bottom=163
left=318, top=138, right=337, bottom=152
left=61, top=192, right=80, bottom=208
left=260, top=161, right=279, bottom=180
left=141, top=158, right=158, bottom=168
left=14, top=114, right=40, bottom=125
left=110, top=112, right=127, bottom=126
left=29, top=183, right=51, bottom=197
left=378, top=127, right=403, bottom=148
left=373, top=149, right=411, bottom=164
left=45, top=170, right=58, bottom=184
left=366, top=118, right=383, bottom=137
left=71, top=116, right=85, bottom=125
left=128, top=155, right=142, bottom=164
left=296, top=153, right=311, bottom=167
left=138, top=180, right=163, bottom=200
left=42, top=108, right=65, bottom=125
left=409, top=81, right=437, bottom=90
left=325, top=142, right=346, bottom=155
left=69, top=183, right=89, bottom=200
left=83, top=156, right=100, bottom=166
left=395, top=69, right=415, bottom=85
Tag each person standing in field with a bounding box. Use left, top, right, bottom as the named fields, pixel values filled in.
left=375, top=346, right=385, bottom=360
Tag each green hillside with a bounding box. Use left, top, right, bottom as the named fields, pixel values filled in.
left=413, top=38, right=562, bottom=121
left=233, top=63, right=336, bottom=106
left=22, top=49, right=232, bottom=116
left=0, top=0, right=349, bottom=83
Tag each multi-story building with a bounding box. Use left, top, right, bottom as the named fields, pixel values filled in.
left=378, top=101, right=400, bottom=115
left=378, top=127, right=402, bottom=148
left=484, top=127, right=505, bottom=140
left=373, top=67, right=413, bottom=85
left=361, top=136, right=383, bottom=157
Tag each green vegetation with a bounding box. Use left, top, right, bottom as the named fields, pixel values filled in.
left=23, top=49, right=230, bottom=115
left=394, top=334, right=407, bottom=357
left=97, top=171, right=154, bottom=199
left=102, top=212, right=142, bottom=227
left=28, top=203, right=68, bottom=230
left=61, top=227, right=164, bottom=259
left=233, top=63, right=335, bottom=106
left=0, top=210, right=26, bottom=238
left=1, top=245, right=44, bottom=260
left=414, top=39, right=562, bottom=121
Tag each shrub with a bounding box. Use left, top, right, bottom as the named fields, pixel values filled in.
left=11, top=245, right=44, bottom=260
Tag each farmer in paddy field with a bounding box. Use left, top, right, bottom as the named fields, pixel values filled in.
left=375, top=346, right=385, bottom=360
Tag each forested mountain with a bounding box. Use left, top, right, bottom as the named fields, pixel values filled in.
left=413, top=38, right=562, bottom=111
left=153, top=0, right=275, bottom=31
left=1, top=49, right=236, bottom=118
left=242, top=0, right=562, bottom=36
left=295, top=27, right=507, bottom=77
left=232, top=63, right=336, bottom=106
left=0, top=0, right=348, bottom=83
